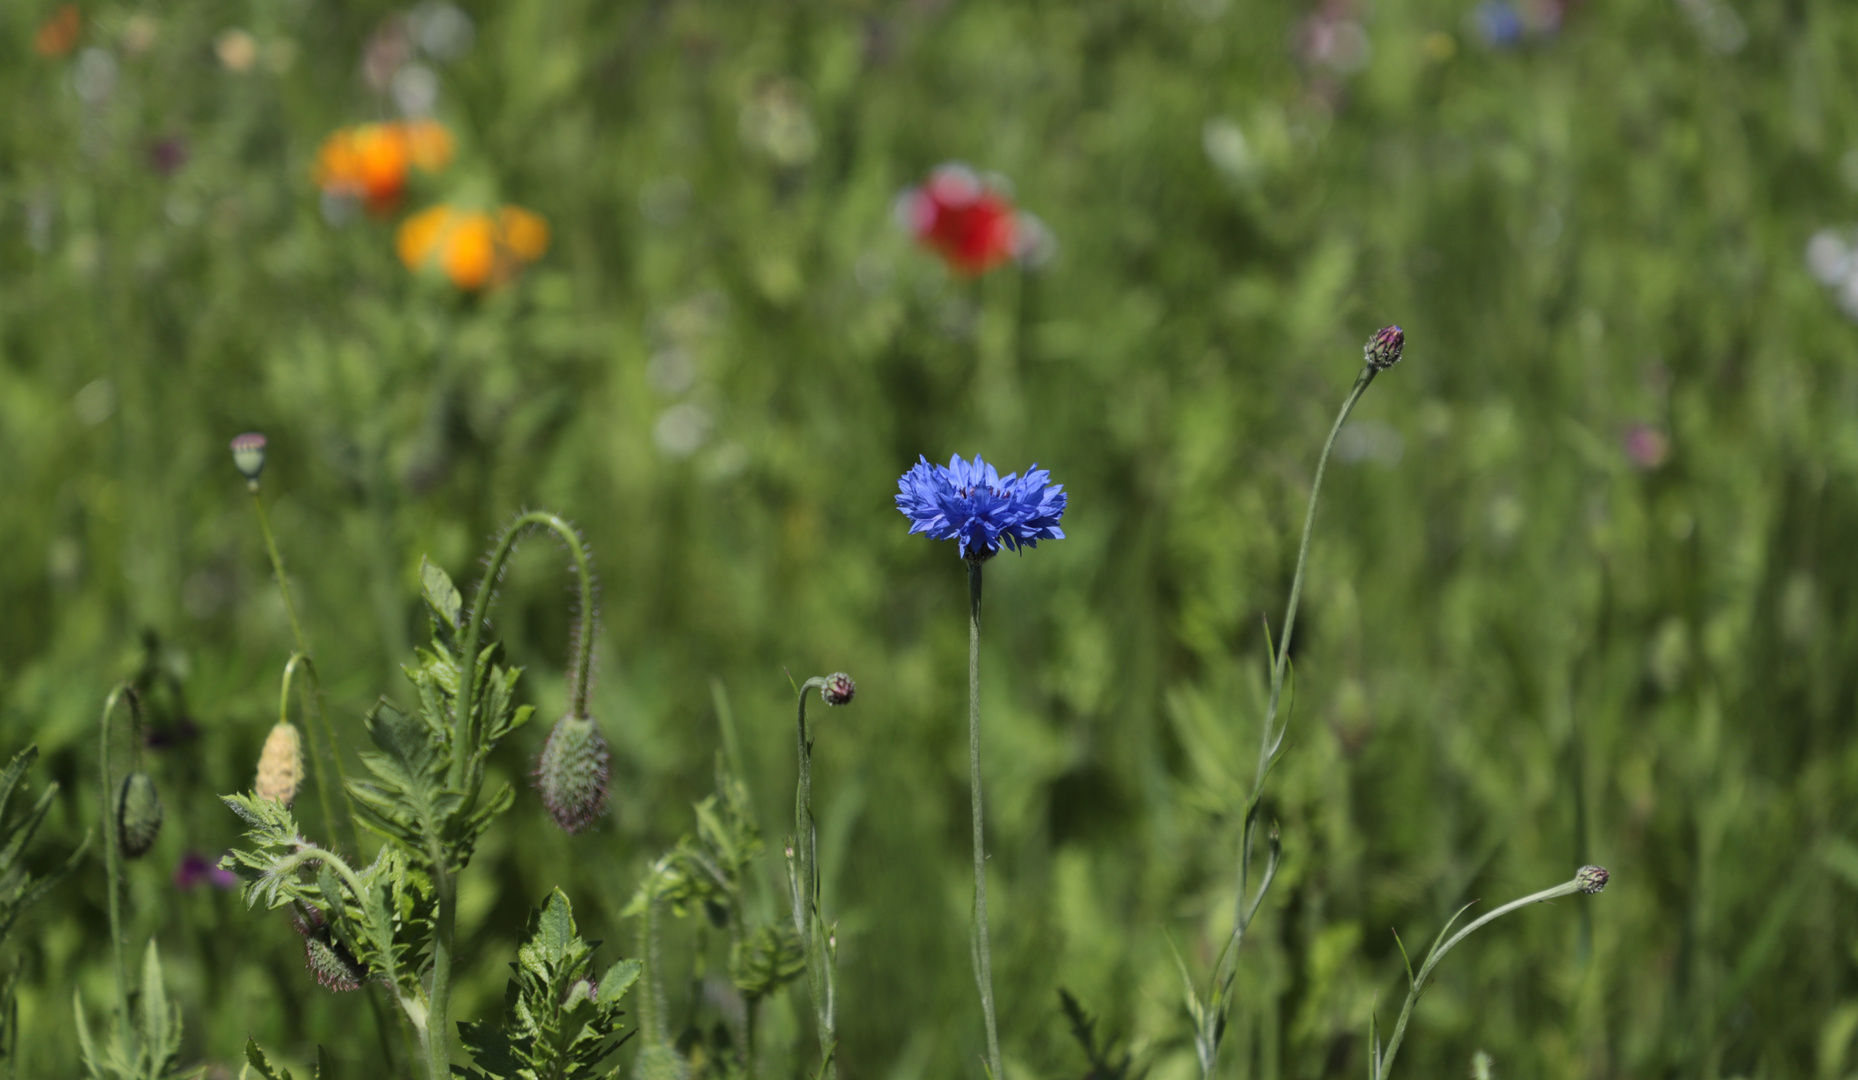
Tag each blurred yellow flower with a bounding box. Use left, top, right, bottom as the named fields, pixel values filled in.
left=397, top=204, right=550, bottom=291
left=314, top=120, right=454, bottom=215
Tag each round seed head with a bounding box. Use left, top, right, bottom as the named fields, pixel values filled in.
left=1365, top=325, right=1405, bottom=370
left=116, top=772, right=164, bottom=860
left=229, top=432, right=268, bottom=483
left=1575, top=864, right=1610, bottom=894
left=292, top=908, right=367, bottom=992
left=822, top=672, right=855, bottom=706
left=255, top=721, right=305, bottom=805
left=536, top=714, right=610, bottom=833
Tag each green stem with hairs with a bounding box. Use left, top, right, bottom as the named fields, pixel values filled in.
left=793, top=677, right=837, bottom=1080
left=249, top=491, right=359, bottom=854
left=967, top=560, right=1004, bottom=1080
left=1372, top=873, right=1598, bottom=1080
left=96, top=685, right=138, bottom=1044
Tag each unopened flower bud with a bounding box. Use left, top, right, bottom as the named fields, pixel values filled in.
left=822, top=672, right=855, bottom=706
left=292, top=908, right=367, bottom=992
left=1365, top=325, right=1404, bottom=370
left=536, top=714, right=610, bottom=833
left=1575, top=864, right=1609, bottom=894
left=255, top=721, right=304, bottom=805
left=230, top=432, right=267, bottom=488
left=116, top=772, right=164, bottom=859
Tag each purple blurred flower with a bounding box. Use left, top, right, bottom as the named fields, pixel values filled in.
left=1473, top=1, right=1525, bottom=47
left=148, top=136, right=188, bottom=177
left=174, top=850, right=238, bottom=891
left=1623, top=423, right=1670, bottom=470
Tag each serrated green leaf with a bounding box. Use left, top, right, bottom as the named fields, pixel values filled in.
left=420, top=558, right=463, bottom=633
left=243, top=1039, right=293, bottom=1080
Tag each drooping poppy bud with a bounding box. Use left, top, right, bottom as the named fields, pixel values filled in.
left=292, top=908, right=368, bottom=992
left=255, top=721, right=304, bottom=805
left=116, top=772, right=164, bottom=860
left=536, top=714, right=610, bottom=833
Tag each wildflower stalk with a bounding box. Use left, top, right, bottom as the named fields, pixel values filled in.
left=792, top=677, right=839, bottom=1080
left=1370, top=867, right=1609, bottom=1080
left=248, top=488, right=359, bottom=854
left=1196, top=357, right=1387, bottom=1076
left=278, top=655, right=340, bottom=840
left=968, top=560, right=1004, bottom=1080
left=424, top=510, right=595, bottom=1080
left=96, top=684, right=138, bottom=1043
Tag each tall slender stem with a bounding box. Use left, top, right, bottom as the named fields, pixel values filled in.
left=250, top=492, right=359, bottom=854
left=424, top=863, right=456, bottom=1080
left=96, top=685, right=136, bottom=1042
left=794, top=678, right=837, bottom=1080
left=967, top=561, right=1005, bottom=1080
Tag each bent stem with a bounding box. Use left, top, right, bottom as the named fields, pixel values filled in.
left=1372, top=873, right=1595, bottom=1080
left=968, top=560, right=1004, bottom=1080
left=250, top=490, right=359, bottom=855
left=792, top=677, right=838, bottom=1080
left=96, top=684, right=138, bottom=1043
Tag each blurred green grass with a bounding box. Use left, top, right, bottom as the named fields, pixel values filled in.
left=4, top=0, right=1858, bottom=1076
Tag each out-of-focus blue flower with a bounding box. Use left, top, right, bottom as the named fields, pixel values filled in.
left=896, top=454, right=1067, bottom=561
left=1473, top=0, right=1525, bottom=47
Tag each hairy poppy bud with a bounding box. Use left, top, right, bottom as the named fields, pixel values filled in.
left=822, top=672, right=855, bottom=706
left=536, top=714, right=610, bottom=833
left=255, top=721, right=304, bottom=805
left=230, top=432, right=267, bottom=488
left=116, top=772, right=164, bottom=860
left=1365, top=325, right=1404, bottom=370
left=292, top=908, right=367, bottom=992
left=1575, top=864, right=1610, bottom=894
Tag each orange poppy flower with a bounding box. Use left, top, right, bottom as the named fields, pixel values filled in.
left=314, top=121, right=454, bottom=215
left=36, top=4, right=82, bottom=58
left=396, top=204, right=550, bottom=291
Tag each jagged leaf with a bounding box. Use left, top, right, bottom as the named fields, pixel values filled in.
left=243, top=1039, right=294, bottom=1080
left=730, top=925, right=803, bottom=1001
left=420, top=558, right=464, bottom=634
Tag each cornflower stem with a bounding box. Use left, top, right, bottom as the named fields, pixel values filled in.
left=1233, top=365, right=1378, bottom=938
left=96, top=684, right=138, bottom=1043
left=967, top=560, right=1005, bottom=1080
left=1373, top=874, right=1592, bottom=1080
left=249, top=489, right=359, bottom=854
left=793, top=678, right=837, bottom=1080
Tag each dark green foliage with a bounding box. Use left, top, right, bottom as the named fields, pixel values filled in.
left=0, top=745, right=84, bottom=1073
left=730, top=925, right=805, bottom=1003
left=243, top=1038, right=334, bottom=1080
left=73, top=942, right=184, bottom=1080
left=456, top=890, right=640, bottom=1080
left=1058, top=990, right=1140, bottom=1080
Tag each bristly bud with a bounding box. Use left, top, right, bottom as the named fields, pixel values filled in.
left=822, top=672, right=855, bottom=706
left=292, top=908, right=367, bottom=992
left=1575, top=864, right=1610, bottom=894
left=116, top=772, right=164, bottom=859
left=536, top=714, right=610, bottom=833
left=229, top=432, right=267, bottom=488
left=1365, top=325, right=1404, bottom=370
left=255, top=721, right=304, bottom=805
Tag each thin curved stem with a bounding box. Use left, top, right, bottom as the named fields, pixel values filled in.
left=451, top=511, right=596, bottom=790
left=279, top=654, right=353, bottom=853
left=793, top=677, right=837, bottom=1080
left=1374, top=876, right=1588, bottom=1079
left=968, top=560, right=1004, bottom=1080
left=96, top=684, right=137, bottom=1042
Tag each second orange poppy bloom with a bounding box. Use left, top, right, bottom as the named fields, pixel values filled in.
left=396, top=205, right=549, bottom=290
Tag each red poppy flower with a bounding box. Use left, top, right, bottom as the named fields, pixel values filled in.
left=895, top=164, right=1027, bottom=276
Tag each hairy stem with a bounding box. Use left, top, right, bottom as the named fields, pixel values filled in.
left=96, top=684, right=136, bottom=1042
left=968, top=560, right=1004, bottom=1080
left=425, top=863, right=456, bottom=1080
left=794, top=677, right=837, bottom=1080
left=451, top=511, right=596, bottom=792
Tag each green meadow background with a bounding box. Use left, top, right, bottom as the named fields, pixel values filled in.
left=4, top=0, right=1857, bottom=1076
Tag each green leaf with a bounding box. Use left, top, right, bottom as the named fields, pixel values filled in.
left=420, top=558, right=464, bottom=634
left=243, top=1039, right=294, bottom=1080
left=729, top=925, right=802, bottom=1001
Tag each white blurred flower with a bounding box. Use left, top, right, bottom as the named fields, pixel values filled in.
left=410, top=2, right=474, bottom=62
left=1807, top=229, right=1850, bottom=287
left=653, top=403, right=711, bottom=458
left=1202, top=117, right=1257, bottom=182
left=216, top=29, right=258, bottom=73
left=73, top=47, right=117, bottom=104
left=392, top=63, right=440, bottom=117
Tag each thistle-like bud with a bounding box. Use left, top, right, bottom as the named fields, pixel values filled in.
left=229, top=432, right=267, bottom=489
left=822, top=672, right=855, bottom=706
left=292, top=908, right=367, bottom=992
left=536, top=714, right=610, bottom=833
left=116, top=772, right=164, bottom=860
left=1575, top=864, right=1610, bottom=894
left=1365, top=325, right=1404, bottom=370
left=255, top=721, right=304, bottom=805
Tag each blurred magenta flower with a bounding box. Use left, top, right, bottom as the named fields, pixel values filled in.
left=148, top=136, right=189, bottom=177
left=1623, top=423, right=1670, bottom=470
left=896, top=454, right=1067, bottom=561
left=174, top=851, right=238, bottom=891
left=894, top=164, right=1042, bottom=276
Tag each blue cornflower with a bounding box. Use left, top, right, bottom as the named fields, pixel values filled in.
left=896, top=454, right=1067, bottom=561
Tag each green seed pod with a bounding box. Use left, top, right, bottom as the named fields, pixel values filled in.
left=115, top=771, right=163, bottom=860
left=535, top=714, right=610, bottom=834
